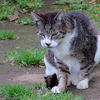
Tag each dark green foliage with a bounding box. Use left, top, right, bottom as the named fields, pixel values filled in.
left=0, top=83, right=83, bottom=100
left=6, top=48, right=46, bottom=66
left=0, top=30, right=16, bottom=39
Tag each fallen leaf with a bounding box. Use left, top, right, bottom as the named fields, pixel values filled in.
left=0, top=61, right=6, bottom=64
left=10, top=61, right=16, bottom=66
left=8, top=12, right=19, bottom=22
left=89, top=0, right=98, bottom=4
left=39, top=65, right=45, bottom=68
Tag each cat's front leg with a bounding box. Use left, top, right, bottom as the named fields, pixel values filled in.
left=51, top=60, right=70, bottom=93
left=51, top=70, right=69, bottom=93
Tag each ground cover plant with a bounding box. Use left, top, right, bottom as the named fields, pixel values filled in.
left=52, top=0, right=100, bottom=31
left=0, top=30, right=16, bottom=40
left=16, top=0, right=44, bottom=10
left=0, top=2, right=17, bottom=20
left=0, top=83, right=83, bottom=100
left=0, top=0, right=44, bottom=22
left=53, top=0, right=83, bottom=5
left=18, top=17, right=35, bottom=25
left=5, top=48, right=46, bottom=66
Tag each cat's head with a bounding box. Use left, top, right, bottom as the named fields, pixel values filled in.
left=31, top=11, right=71, bottom=48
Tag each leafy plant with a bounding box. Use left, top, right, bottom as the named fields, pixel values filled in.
left=32, top=83, right=43, bottom=89
left=53, top=0, right=67, bottom=5
left=5, top=0, right=16, bottom=3
left=16, top=0, right=44, bottom=10
left=69, top=3, right=89, bottom=10
left=0, top=30, right=16, bottom=40
left=5, top=48, right=46, bottom=66
left=0, top=0, right=44, bottom=21
left=53, top=0, right=83, bottom=5
left=0, top=2, right=17, bottom=20
left=0, top=83, right=32, bottom=99
left=0, top=83, right=83, bottom=100
left=18, top=17, right=35, bottom=25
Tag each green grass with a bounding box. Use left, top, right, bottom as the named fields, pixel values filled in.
left=16, top=0, right=44, bottom=10
left=69, top=3, right=89, bottom=10
left=0, top=83, right=83, bottom=100
left=0, top=30, right=16, bottom=40
left=0, top=83, right=33, bottom=100
left=0, top=0, right=44, bottom=20
left=5, top=48, right=46, bottom=66
left=53, top=0, right=83, bottom=5
left=52, top=0, right=100, bottom=31
left=5, top=0, right=16, bottom=3
left=18, top=17, right=35, bottom=25
left=0, top=2, right=17, bottom=20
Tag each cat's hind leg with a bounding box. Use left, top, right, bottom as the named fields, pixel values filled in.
left=76, top=67, right=94, bottom=89
left=76, top=78, right=89, bottom=89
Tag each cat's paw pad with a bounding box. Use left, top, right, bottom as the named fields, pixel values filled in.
left=76, top=79, right=89, bottom=89
left=72, top=79, right=79, bottom=86
left=51, top=86, right=61, bottom=93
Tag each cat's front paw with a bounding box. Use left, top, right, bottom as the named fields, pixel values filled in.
left=76, top=78, right=89, bottom=89
left=51, top=86, right=61, bottom=93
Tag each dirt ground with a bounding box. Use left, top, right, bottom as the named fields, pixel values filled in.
left=0, top=0, right=100, bottom=100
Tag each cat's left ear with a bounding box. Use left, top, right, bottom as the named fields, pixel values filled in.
left=53, top=10, right=66, bottom=21
left=31, top=12, right=43, bottom=26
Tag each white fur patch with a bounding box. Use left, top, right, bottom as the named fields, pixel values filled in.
left=76, top=78, right=89, bottom=89
left=41, top=36, right=58, bottom=48
left=51, top=28, right=81, bottom=86
left=67, top=57, right=80, bottom=86
left=94, top=35, right=100, bottom=65
left=44, top=57, right=58, bottom=76
left=51, top=86, right=61, bottom=93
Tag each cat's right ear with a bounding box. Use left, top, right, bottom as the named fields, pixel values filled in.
left=31, top=12, right=43, bottom=26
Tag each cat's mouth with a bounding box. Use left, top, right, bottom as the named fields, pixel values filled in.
left=47, top=46, right=53, bottom=48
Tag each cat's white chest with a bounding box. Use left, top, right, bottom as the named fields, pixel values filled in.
left=63, top=55, right=80, bottom=71
left=51, top=31, right=81, bottom=85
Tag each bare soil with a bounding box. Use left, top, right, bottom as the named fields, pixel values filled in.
left=0, top=0, right=100, bottom=100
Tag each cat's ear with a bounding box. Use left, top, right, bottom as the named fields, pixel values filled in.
left=31, top=12, right=43, bottom=26
left=53, top=10, right=66, bottom=21
left=51, top=73, right=58, bottom=86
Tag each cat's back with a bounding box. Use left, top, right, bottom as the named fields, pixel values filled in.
left=67, top=11, right=90, bottom=22
left=67, top=11, right=98, bottom=36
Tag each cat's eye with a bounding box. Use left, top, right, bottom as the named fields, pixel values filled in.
left=52, top=33, right=58, bottom=37
left=40, top=33, right=45, bottom=37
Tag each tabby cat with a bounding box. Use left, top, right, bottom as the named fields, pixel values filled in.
left=31, top=11, right=100, bottom=93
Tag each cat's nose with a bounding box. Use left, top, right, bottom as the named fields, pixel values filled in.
left=46, top=43, right=51, bottom=46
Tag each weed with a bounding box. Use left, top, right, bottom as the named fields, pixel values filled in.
left=5, top=0, right=16, bottom=3
left=0, top=30, right=16, bottom=40
left=32, top=83, right=43, bottom=89
left=0, top=2, right=17, bottom=20
left=53, top=0, right=83, bottom=5
left=69, top=3, right=89, bottom=10
left=53, top=0, right=67, bottom=5
left=0, top=83, right=32, bottom=99
left=18, top=17, right=35, bottom=25
left=0, top=83, right=83, bottom=100
left=5, top=48, right=46, bottom=66
left=0, top=0, right=44, bottom=20
left=16, top=0, right=44, bottom=10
